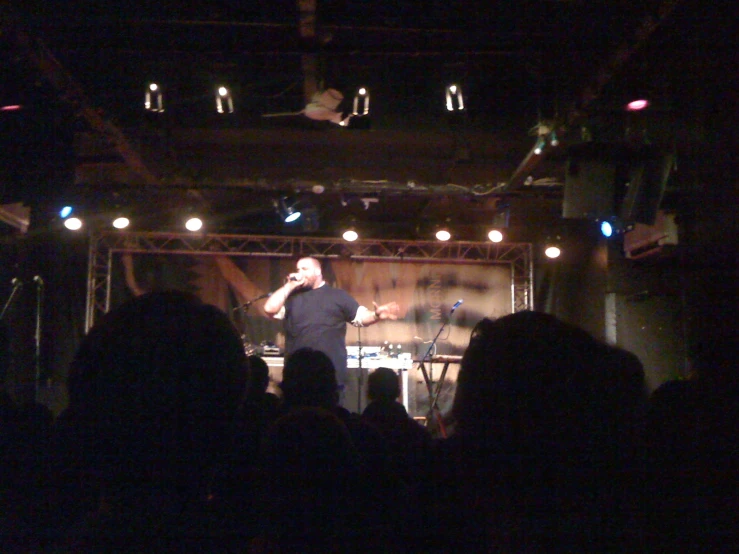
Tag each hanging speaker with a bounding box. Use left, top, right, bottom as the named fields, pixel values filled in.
left=563, top=142, right=621, bottom=220
left=619, top=146, right=674, bottom=225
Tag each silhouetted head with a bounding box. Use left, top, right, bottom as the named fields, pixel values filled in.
left=281, top=347, right=339, bottom=410
left=245, top=355, right=271, bottom=398
left=367, top=367, right=401, bottom=403
left=453, top=311, right=645, bottom=452
left=66, top=290, right=248, bottom=479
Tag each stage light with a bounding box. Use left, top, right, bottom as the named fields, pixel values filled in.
left=64, top=217, right=83, bottom=231
left=216, top=85, right=234, bottom=113
left=436, top=228, right=451, bottom=241
left=544, top=245, right=561, bottom=259
left=626, top=98, right=649, bottom=111
left=533, top=137, right=545, bottom=155
left=352, top=87, right=370, bottom=116
left=488, top=229, right=504, bottom=243
left=445, top=84, right=464, bottom=111
left=59, top=206, right=73, bottom=219
left=488, top=208, right=509, bottom=242
left=597, top=216, right=628, bottom=238
left=276, top=197, right=302, bottom=223
left=544, top=235, right=562, bottom=259
left=112, top=216, right=130, bottom=229
left=550, top=131, right=559, bottom=147
left=145, top=82, right=164, bottom=112
left=342, top=227, right=359, bottom=242
left=185, top=217, right=203, bottom=232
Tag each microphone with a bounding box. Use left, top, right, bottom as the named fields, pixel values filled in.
left=33, top=275, right=44, bottom=286
left=11, top=278, right=23, bottom=287
left=450, top=299, right=464, bottom=313
left=288, top=276, right=299, bottom=281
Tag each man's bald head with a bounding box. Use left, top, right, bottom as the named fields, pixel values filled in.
left=296, top=257, right=324, bottom=289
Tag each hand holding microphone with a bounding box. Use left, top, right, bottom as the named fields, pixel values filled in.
left=286, top=273, right=305, bottom=287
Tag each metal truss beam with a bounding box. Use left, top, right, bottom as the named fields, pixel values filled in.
left=86, top=231, right=534, bottom=331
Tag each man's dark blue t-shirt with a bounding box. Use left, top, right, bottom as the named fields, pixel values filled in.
left=283, top=284, right=359, bottom=385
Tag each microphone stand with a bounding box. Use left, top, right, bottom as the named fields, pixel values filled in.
left=0, top=279, right=23, bottom=321
left=232, top=291, right=273, bottom=312
left=416, top=303, right=462, bottom=436
left=33, top=276, right=44, bottom=403
left=356, top=326, right=364, bottom=413
left=232, top=292, right=272, bottom=356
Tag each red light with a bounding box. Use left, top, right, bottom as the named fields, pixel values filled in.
left=1, top=105, right=23, bottom=111
left=626, top=99, right=649, bottom=111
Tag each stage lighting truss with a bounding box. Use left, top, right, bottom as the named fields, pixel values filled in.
left=85, top=231, right=535, bottom=331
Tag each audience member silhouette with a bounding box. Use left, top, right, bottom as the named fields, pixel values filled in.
left=243, top=355, right=279, bottom=405
left=267, top=348, right=411, bottom=551
left=361, top=367, right=432, bottom=487
left=50, top=291, right=250, bottom=550
left=231, top=355, right=281, bottom=478
left=253, top=406, right=406, bottom=553
left=279, top=347, right=394, bottom=476
left=643, top=335, right=738, bottom=551
left=415, top=311, right=648, bottom=553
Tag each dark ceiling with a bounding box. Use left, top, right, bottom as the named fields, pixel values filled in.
left=0, top=0, right=734, bottom=241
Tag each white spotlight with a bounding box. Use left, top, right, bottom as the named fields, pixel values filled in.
left=488, top=229, right=504, bottom=243
left=544, top=246, right=561, bottom=259
left=445, top=84, right=464, bottom=111
left=112, top=217, right=130, bottom=229
left=342, top=228, right=359, bottom=242
left=185, top=217, right=203, bottom=232
left=436, top=228, right=451, bottom=241
left=64, top=217, right=83, bottom=231
left=145, top=82, right=164, bottom=112
left=216, top=86, right=234, bottom=113
left=352, top=87, right=370, bottom=116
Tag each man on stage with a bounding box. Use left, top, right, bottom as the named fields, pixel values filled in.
left=264, top=256, right=399, bottom=412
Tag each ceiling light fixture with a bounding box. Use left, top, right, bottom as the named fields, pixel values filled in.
left=353, top=87, right=370, bottom=116
left=216, top=85, right=234, bottom=114
left=626, top=98, right=649, bottom=111
left=435, top=226, right=451, bottom=241
left=185, top=216, right=203, bottom=232
left=488, top=229, right=504, bottom=243
left=342, top=227, right=359, bottom=242
left=64, top=217, right=83, bottom=231
left=112, top=216, right=130, bottom=229
left=445, top=84, right=464, bottom=111
left=145, top=82, right=164, bottom=112
left=276, top=197, right=302, bottom=223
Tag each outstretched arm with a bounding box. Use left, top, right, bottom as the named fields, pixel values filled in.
left=355, top=301, right=400, bottom=327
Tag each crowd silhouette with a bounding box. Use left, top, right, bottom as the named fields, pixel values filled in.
left=1, top=291, right=735, bottom=552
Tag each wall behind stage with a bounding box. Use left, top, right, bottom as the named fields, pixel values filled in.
left=112, top=254, right=513, bottom=358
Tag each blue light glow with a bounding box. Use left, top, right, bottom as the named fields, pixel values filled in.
left=600, top=221, right=613, bottom=238
left=60, top=206, right=73, bottom=219
left=284, top=211, right=301, bottom=223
